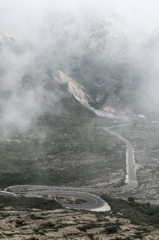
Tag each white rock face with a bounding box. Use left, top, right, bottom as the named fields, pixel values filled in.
left=57, top=70, right=94, bottom=111
left=103, top=106, right=116, bottom=113
left=137, top=115, right=146, bottom=119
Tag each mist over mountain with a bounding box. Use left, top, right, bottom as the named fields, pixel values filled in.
left=1, top=0, right=159, bottom=132
left=2, top=3, right=159, bottom=237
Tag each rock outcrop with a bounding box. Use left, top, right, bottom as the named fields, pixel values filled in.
left=0, top=205, right=157, bottom=239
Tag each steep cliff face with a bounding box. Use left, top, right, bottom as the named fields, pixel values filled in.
left=0, top=60, right=95, bottom=127
left=57, top=70, right=93, bottom=110
left=17, top=66, right=94, bottom=112
left=43, top=11, right=135, bottom=116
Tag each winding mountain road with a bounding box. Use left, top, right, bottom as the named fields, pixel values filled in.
left=1, top=123, right=137, bottom=211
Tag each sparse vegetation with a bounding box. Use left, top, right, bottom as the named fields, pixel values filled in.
left=0, top=199, right=157, bottom=239
left=0, top=195, right=62, bottom=210
left=108, top=121, right=159, bottom=200
left=0, top=110, right=126, bottom=188
left=101, top=194, right=159, bottom=227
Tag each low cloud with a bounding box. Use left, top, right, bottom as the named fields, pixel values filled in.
left=0, top=0, right=159, bottom=132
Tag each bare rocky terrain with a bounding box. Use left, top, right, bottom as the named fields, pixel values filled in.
left=0, top=205, right=158, bottom=239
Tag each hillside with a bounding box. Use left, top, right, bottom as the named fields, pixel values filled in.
left=0, top=11, right=145, bottom=121
left=1, top=194, right=159, bottom=239
left=1, top=10, right=159, bottom=120
left=1, top=2, right=159, bottom=239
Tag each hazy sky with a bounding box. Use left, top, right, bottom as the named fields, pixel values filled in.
left=1, top=0, right=159, bottom=33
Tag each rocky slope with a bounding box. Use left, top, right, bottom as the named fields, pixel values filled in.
left=0, top=29, right=96, bottom=127
left=0, top=205, right=158, bottom=239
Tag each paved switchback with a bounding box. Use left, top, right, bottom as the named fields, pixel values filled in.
left=2, top=123, right=137, bottom=211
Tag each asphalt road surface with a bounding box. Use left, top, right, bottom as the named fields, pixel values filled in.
left=1, top=123, right=137, bottom=210
left=105, top=123, right=137, bottom=190
left=22, top=190, right=106, bottom=210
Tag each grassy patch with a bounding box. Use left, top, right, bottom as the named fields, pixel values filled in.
left=0, top=195, right=62, bottom=210
left=0, top=111, right=126, bottom=188
left=101, top=194, right=159, bottom=227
